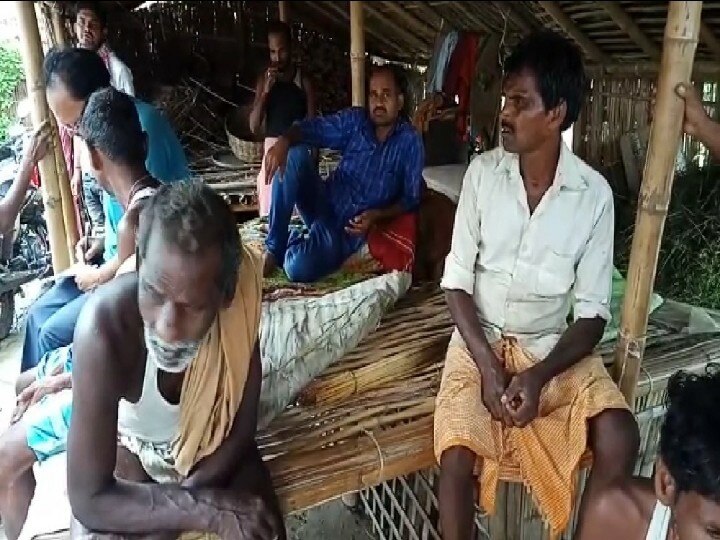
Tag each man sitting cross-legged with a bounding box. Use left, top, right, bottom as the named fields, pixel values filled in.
left=581, top=368, right=720, bottom=540
left=0, top=86, right=161, bottom=540
left=434, top=31, right=640, bottom=540
left=67, top=181, right=283, bottom=539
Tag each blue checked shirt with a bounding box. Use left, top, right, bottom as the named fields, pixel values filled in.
left=298, top=107, right=424, bottom=224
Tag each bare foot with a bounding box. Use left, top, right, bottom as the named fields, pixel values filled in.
left=263, top=252, right=278, bottom=277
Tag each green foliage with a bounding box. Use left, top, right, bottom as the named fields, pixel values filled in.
left=614, top=165, right=720, bottom=309
left=0, top=43, right=24, bottom=141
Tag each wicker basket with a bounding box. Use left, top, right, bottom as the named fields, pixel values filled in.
left=226, top=105, right=264, bottom=163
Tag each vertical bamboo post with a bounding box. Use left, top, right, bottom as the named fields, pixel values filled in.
left=350, top=1, right=365, bottom=107
left=278, top=1, right=288, bottom=22
left=36, top=2, right=80, bottom=257
left=14, top=1, right=71, bottom=272
left=613, top=1, right=703, bottom=403
left=51, top=5, right=69, bottom=46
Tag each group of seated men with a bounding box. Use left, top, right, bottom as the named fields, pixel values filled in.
left=0, top=6, right=717, bottom=539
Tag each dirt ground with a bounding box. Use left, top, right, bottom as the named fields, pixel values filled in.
left=0, top=282, right=375, bottom=540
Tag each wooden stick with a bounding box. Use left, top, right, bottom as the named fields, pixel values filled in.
left=14, top=1, right=71, bottom=272
left=613, top=1, right=703, bottom=403
left=350, top=1, right=365, bottom=108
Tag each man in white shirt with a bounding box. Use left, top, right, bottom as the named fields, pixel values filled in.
left=72, top=1, right=134, bottom=250
left=434, top=31, right=639, bottom=540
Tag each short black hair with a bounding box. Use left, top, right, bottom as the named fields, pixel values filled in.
left=504, top=31, right=587, bottom=131
left=660, top=368, right=720, bottom=502
left=43, top=46, right=110, bottom=101
left=267, top=20, right=291, bottom=46
left=137, top=181, right=240, bottom=302
left=74, top=1, right=107, bottom=28
left=79, top=87, right=145, bottom=167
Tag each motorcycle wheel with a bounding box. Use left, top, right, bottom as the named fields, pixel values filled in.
left=0, top=291, right=14, bottom=341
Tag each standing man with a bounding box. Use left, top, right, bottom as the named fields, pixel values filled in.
left=262, top=64, right=424, bottom=282
left=249, top=20, right=316, bottom=217
left=71, top=1, right=134, bottom=233
left=67, top=182, right=283, bottom=539
left=434, top=31, right=639, bottom=540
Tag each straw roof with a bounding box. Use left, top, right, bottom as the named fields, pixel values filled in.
left=52, top=1, right=720, bottom=67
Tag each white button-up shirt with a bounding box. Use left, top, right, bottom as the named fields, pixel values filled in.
left=441, top=143, right=614, bottom=359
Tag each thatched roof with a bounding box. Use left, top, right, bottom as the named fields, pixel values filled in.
left=55, top=1, right=720, bottom=69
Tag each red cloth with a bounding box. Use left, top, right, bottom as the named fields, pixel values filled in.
left=367, top=212, right=417, bottom=273
left=443, top=33, right=479, bottom=141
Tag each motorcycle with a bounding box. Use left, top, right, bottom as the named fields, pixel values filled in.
left=0, top=130, right=52, bottom=340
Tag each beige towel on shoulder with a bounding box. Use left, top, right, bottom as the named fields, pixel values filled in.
left=173, top=242, right=263, bottom=476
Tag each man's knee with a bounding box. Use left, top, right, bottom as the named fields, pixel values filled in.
left=440, top=446, right=477, bottom=479
left=0, top=424, right=34, bottom=486
left=15, top=370, right=36, bottom=395
left=590, top=409, right=639, bottom=466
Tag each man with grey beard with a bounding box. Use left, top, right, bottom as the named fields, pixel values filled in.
left=67, top=179, right=284, bottom=540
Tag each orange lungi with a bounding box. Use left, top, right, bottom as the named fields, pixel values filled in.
left=433, top=339, right=629, bottom=537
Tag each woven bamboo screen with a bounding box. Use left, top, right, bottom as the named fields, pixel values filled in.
left=576, top=74, right=720, bottom=191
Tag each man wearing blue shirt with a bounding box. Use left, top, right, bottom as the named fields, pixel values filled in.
left=263, top=65, right=424, bottom=282
left=18, top=47, right=189, bottom=373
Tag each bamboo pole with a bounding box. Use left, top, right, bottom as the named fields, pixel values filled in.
left=36, top=3, right=79, bottom=256
left=14, top=1, right=71, bottom=272
left=278, top=1, right=288, bottom=23
left=350, top=1, right=365, bottom=107
left=612, top=1, right=703, bottom=404
left=51, top=5, right=68, bottom=46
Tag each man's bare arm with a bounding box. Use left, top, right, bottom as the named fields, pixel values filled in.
left=183, top=342, right=263, bottom=489
left=67, top=278, right=266, bottom=536
left=676, top=83, right=720, bottom=158
left=445, top=290, right=500, bottom=372
left=249, top=76, right=268, bottom=136
left=0, top=123, right=49, bottom=233
left=531, top=317, right=605, bottom=385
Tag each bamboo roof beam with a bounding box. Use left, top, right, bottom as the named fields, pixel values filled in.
left=586, top=59, right=720, bottom=78
left=600, top=2, right=661, bottom=60
left=613, top=1, right=703, bottom=404
left=700, top=21, right=720, bottom=60
left=363, top=2, right=430, bottom=54
left=448, top=2, right=494, bottom=34
left=378, top=2, right=437, bottom=41
left=308, top=1, right=404, bottom=58
left=489, top=1, right=533, bottom=35
left=537, top=1, right=610, bottom=63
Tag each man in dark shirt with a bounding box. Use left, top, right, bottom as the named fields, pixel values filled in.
left=249, top=20, right=316, bottom=217
left=263, top=64, right=424, bottom=282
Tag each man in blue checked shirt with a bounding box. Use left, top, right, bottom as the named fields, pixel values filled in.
left=262, top=64, right=425, bottom=282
